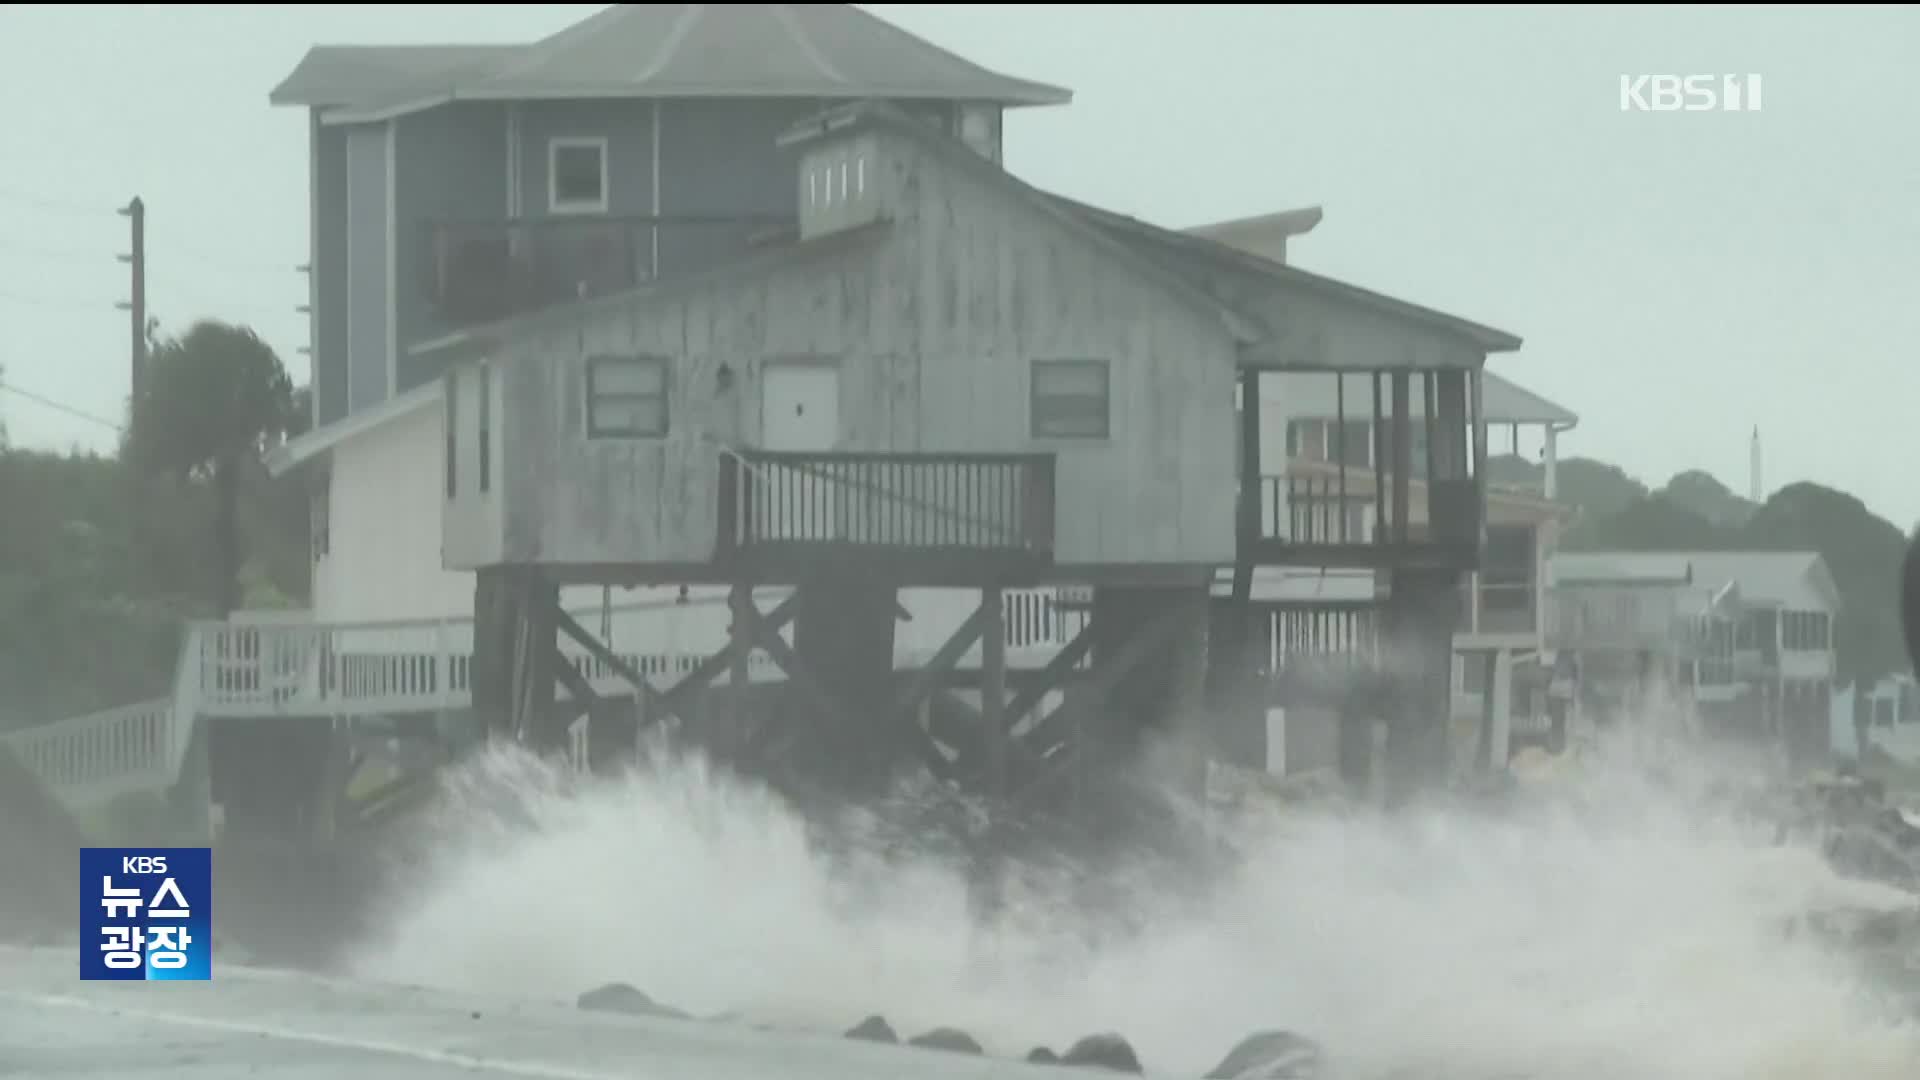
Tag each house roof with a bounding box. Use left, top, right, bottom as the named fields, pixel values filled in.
left=1049, top=195, right=1524, bottom=356
left=273, top=4, right=1073, bottom=122
left=1183, top=207, right=1326, bottom=256
left=269, top=46, right=515, bottom=112
left=1551, top=550, right=1840, bottom=613
left=1480, top=370, right=1578, bottom=427
left=1550, top=552, right=1694, bottom=586
left=1265, top=369, right=1577, bottom=428
left=265, top=378, right=443, bottom=477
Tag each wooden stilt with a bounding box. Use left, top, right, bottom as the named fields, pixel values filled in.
left=1014, top=596, right=1198, bottom=805
left=981, top=586, right=1008, bottom=797
left=1381, top=568, right=1460, bottom=801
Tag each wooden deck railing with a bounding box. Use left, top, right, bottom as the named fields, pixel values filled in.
left=1, top=587, right=1093, bottom=810
left=1253, top=467, right=1481, bottom=551
left=717, top=450, right=1056, bottom=572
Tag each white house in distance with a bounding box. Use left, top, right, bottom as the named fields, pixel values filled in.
left=1834, top=675, right=1920, bottom=765
left=1548, top=549, right=1839, bottom=764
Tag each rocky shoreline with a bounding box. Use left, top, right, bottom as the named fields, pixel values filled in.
left=570, top=980, right=1325, bottom=1079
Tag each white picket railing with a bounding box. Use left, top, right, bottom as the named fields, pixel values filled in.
left=3, top=587, right=1091, bottom=810
left=3, top=620, right=206, bottom=812
left=4, top=698, right=175, bottom=809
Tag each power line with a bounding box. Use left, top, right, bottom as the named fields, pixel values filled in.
left=0, top=377, right=124, bottom=432
left=0, top=239, right=117, bottom=265
left=0, top=185, right=115, bottom=219
left=0, top=287, right=111, bottom=312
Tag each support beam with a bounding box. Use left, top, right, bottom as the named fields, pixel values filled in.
left=891, top=604, right=988, bottom=718
left=553, top=605, right=662, bottom=714
left=914, top=602, right=1099, bottom=793
left=1488, top=648, right=1513, bottom=767
left=981, top=586, right=1008, bottom=797
left=736, top=588, right=944, bottom=787
left=1379, top=568, right=1460, bottom=802
left=1015, top=598, right=1198, bottom=802
left=652, top=592, right=800, bottom=724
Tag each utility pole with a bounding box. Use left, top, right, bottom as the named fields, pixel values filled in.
left=115, top=196, right=146, bottom=407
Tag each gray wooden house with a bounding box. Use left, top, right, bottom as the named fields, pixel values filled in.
left=429, top=97, right=1521, bottom=806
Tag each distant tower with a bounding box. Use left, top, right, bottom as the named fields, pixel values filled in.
left=1749, top=426, right=1764, bottom=503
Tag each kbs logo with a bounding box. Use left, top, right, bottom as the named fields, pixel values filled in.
left=79, top=847, right=213, bottom=982
left=1620, top=74, right=1763, bottom=113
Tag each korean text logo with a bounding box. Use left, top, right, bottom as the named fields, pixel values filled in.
left=79, top=847, right=212, bottom=981
left=1619, top=74, right=1763, bottom=113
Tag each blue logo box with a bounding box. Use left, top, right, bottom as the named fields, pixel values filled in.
left=79, top=847, right=212, bottom=981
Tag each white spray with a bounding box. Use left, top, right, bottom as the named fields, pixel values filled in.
left=341, top=714, right=1920, bottom=1080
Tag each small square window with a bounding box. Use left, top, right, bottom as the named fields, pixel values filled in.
left=1031, top=359, right=1110, bottom=439
left=550, top=138, right=607, bottom=214
left=586, top=356, right=669, bottom=438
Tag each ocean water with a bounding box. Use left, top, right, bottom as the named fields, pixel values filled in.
left=338, top=714, right=1920, bottom=1080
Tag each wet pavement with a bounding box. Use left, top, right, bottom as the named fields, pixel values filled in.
left=0, top=945, right=1050, bottom=1080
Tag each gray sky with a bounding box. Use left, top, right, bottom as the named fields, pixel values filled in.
left=2, top=5, right=1916, bottom=522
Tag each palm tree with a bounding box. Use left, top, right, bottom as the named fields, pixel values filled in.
left=125, top=320, right=296, bottom=616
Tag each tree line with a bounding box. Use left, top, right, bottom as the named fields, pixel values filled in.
left=0, top=320, right=306, bottom=729
left=1490, top=454, right=1910, bottom=691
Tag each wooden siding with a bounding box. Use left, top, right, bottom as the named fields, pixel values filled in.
left=469, top=121, right=1240, bottom=572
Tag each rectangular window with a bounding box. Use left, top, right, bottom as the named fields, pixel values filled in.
left=1031, top=359, right=1110, bottom=439
left=549, top=137, right=608, bottom=214
left=444, top=369, right=459, bottom=498
left=478, top=362, right=492, bottom=493
left=586, top=356, right=669, bottom=438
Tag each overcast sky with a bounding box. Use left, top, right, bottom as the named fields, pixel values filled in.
left=1, top=4, right=1915, bottom=522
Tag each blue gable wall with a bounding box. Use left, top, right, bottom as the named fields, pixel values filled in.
left=311, top=112, right=349, bottom=426
left=313, top=95, right=1000, bottom=428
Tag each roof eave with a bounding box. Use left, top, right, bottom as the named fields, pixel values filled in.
left=265, top=380, right=445, bottom=477
left=320, top=92, right=453, bottom=125
left=1059, top=195, right=1523, bottom=356
left=319, top=80, right=1070, bottom=125
left=1185, top=206, right=1327, bottom=244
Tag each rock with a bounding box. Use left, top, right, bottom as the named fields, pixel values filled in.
left=907, top=1027, right=983, bottom=1054
left=845, top=1015, right=898, bottom=1043
left=1060, top=1032, right=1142, bottom=1073
left=1027, top=1047, right=1060, bottom=1064
left=575, top=982, right=689, bottom=1020
left=1204, top=1030, right=1325, bottom=1080
left=1803, top=907, right=1920, bottom=950
left=1824, top=826, right=1920, bottom=892
left=1877, top=807, right=1920, bottom=851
